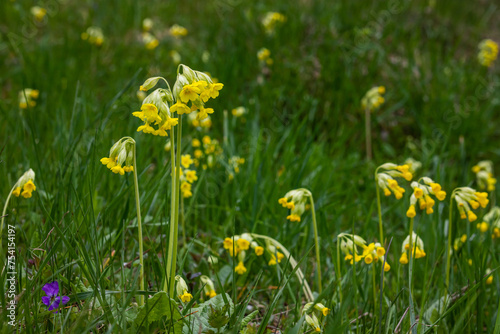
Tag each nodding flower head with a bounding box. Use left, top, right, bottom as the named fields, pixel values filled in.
left=12, top=169, right=36, bottom=199
left=175, top=276, right=193, bottom=303
left=169, top=24, right=188, bottom=38
left=452, top=187, right=489, bottom=223
left=142, top=18, right=153, bottom=32
left=266, top=242, right=285, bottom=266
left=200, top=275, right=217, bottom=298
left=361, top=86, right=386, bottom=112
left=257, top=48, right=273, bottom=66
left=338, top=233, right=390, bottom=271
left=31, top=6, right=47, bottom=21
left=472, top=161, right=496, bottom=192
left=404, top=158, right=422, bottom=174
left=478, top=39, right=498, bottom=67
left=81, top=26, right=104, bottom=46
left=399, top=232, right=426, bottom=265
left=100, top=137, right=136, bottom=176
left=406, top=177, right=446, bottom=217
left=278, top=189, right=310, bottom=222
left=483, top=206, right=500, bottom=239
left=261, top=12, right=286, bottom=35
left=142, top=32, right=159, bottom=50
left=376, top=163, right=413, bottom=199
left=19, top=88, right=39, bottom=109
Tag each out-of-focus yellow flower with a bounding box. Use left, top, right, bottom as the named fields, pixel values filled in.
left=472, top=161, right=496, bottom=192
left=361, top=86, right=385, bottom=112
left=142, top=18, right=153, bottom=32
left=30, top=6, right=47, bottom=21
left=232, top=106, right=247, bottom=117
left=170, top=50, right=181, bottom=64
left=483, top=206, right=500, bottom=239
left=18, top=89, right=39, bottom=109
left=82, top=26, right=105, bottom=46
left=200, top=275, right=217, bottom=298
left=142, top=32, right=159, bottom=50
left=262, top=12, right=286, bottom=34
left=169, top=24, right=188, bottom=38
left=257, top=48, right=273, bottom=65
left=478, top=39, right=498, bottom=67
left=486, top=269, right=494, bottom=285
left=12, top=169, right=36, bottom=199
left=477, top=221, right=489, bottom=233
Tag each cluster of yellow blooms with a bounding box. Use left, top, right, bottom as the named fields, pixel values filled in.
left=278, top=189, right=310, bottom=222
left=19, top=89, right=39, bottom=109
left=232, top=106, right=247, bottom=118
left=399, top=232, right=426, bottom=265
left=406, top=177, right=446, bottom=217
left=191, top=136, right=223, bottom=170
left=453, top=234, right=468, bottom=252
left=12, top=169, right=36, bottom=199
left=483, top=206, right=500, bottom=239
left=140, top=18, right=159, bottom=50
left=302, top=302, right=330, bottom=333
left=257, top=48, right=273, bottom=65
left=100, top=137, right=135, bottom=175
left=375, top=163, right=413, bottom=199
left=200, top=275, right=217, bottom=299
left=175, top=275, right=193, bottom=303
left=169, top=24, right=188, bottom=38
left=452, top=187, right=489, bottom=222
left=478, top=39, right=498, bottom=67
left=361, top=86, right=386, bottom=111
left=187, top=110, right=212, bottom=128
left=228, top=156, right=245, bottom=180
left=262, top=12, right=286, bottom=34
left=472, top=161, right=496, bottom=192
left=81, top=26, right=104, bottom=46
left=179, top=154, right=198, bottom=198
left=339, top=233, right=391, bottom=272
left=30, top=6, right=47, bottom=22
left=142, top=18, right=153, bottom=32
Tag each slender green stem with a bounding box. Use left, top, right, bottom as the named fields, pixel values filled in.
left=181, top=196, right=186, bottom=246
left=0, top=185, right=16, bottom=255
left=132, top=143, right=144, bottom=306
left=164, top=128, right=176, bottom=293
left=445, top=193, right=455, bottom=298
left=336, top=239, right=343, bottom=323
left=169, top=116, right=183, bottom=297
left=365, top=108, right=372, bottom=161
left=372, top=264, right=377, bottom=327
left=408, top=217, right=417, bottom=334
left=376, top=183, right=383, bottom=245
left=309, top=194, right=322, bottom=293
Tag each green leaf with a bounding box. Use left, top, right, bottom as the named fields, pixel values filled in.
left=134, top=291, right=183, bottom=331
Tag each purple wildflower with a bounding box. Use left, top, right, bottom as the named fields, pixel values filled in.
left=41, top=281, right=70, bottom=311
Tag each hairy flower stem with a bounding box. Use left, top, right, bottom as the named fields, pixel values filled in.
left=164, top=127, right=177, bottom=294
left=309, top=194, right=322, bottom=293
left=376, top=184, right=384, bottom=245
left=336, top=239, right=343, bottom=324
left=0, top=185, right=16, bottom=262
left=365, top=108, right=372, bottom=161
left=132, top=143, right=144, bottom=306
left=181, top=197, right=186, bottom=246
left=445, top=192, right=455, bottom=301
left=408, top=217, right=417, bottom=334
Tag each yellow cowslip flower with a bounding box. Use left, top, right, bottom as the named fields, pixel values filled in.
left=279, top=189, right=310, bottom=222
left=192, top=138, right=201, bottom=147
left=407, top=177, right=446, bottom=217
left=185, top=170, right=197, bottom=183
left=142, top=18, right=153, bottom=32
left=232, top=106, right=247, bottom=117
left=229, top=156, right=245, bottom=175
left=180, top=181, right=192, bottom=198
left=404, top=158, right=422, bottom=174
left=340, top=234, right=390, bottom=271
left=453, top=234, right=467, bottom=252
left=133, top=100, right=178, bottom=137
left=81, top=26, right=104, bottom=46
left=486, top=269, right=493, bottom=285
left=399, top=232, right=426, bottom=265
left=266, top=244, right=285, bottom=265
left=12, top=169, right=36, bottom=199
left=170, top=101, right=191, bottom=115
left=254, top=245, right=264, bottom=256
left=195, top=106, right=214, bottom=121
left=478, top=39, right=498, bottom=67
left=181, top=154, right=194, bottom=168
left=235, top=261, right=247, bottom=275
left=100, top=137, right=135, bottom=176
left=200, top=275, right=217, bottom=298
left=453, top=187, right=489, bottom=222
left=472, top=161, right=496, bottom=192
left=31, top=6, right=47, bottom=21
left=169, top=24, right=188, bottom=38
left=262, top=12, right=286, bottom=34
left=236, top=238, right=250, bottom=251
left=361, top=86, right=386, bottom=112
left=142, top=32, right=159, bottom=50
left=257, top=48, right=273, bottom=65
left=176, top=276, right=193, bottom=303
left=19, top=89, right=39, bottom=109
left=483, top=206, right=500, bottom=239
left=477, top=221, right=489, bottom=233
left=375, top=163, right=412, bottom=200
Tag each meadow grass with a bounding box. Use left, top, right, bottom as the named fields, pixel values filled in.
left=1, top=0, right=500, bottom=333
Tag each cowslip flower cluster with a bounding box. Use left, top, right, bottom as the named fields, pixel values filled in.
left=180, top=154, right=198, bottom=198
left=452, top=187, right=489, bottom=222
left=142, top=32, right=159, bottom=50
left=375, top=163, right=413, bottom=199
left=232, top=106, right=247, bottom=118
left=257, top=48, right=273, bottom=65
left=486, top=269, right=494, bottom=285
left=301, top=302, right=330, bottom=333
left=200, top=275, right=217, bottom=299
left=187, top=110, right=212, bottom=128
left=472, top=161, right=496, bottom=192
left=406, top=177, right=446, bottom=217
left=483, top=206, right=500, bottom=239
left=169, top=24, right=188, bottom=38
left=361, top=86, right=385, bottom=111
left=404, top=158, right=422, bottom=174
left=339, top=233, right=390, bottom=272
left=142, top=18, right=153, bottom=32
left=228, top=156, right=245, bottom=180
left=453, top=234, right=468, bottom=252
left=100, top=137, right=135, bottom=175
left=278, top=189, right=309, bottom=222
left=19, top=88, right=39, bottom=109
left=12, top=169, right=36, bottom=198
left=192, top=136, right=222, bottom=170
left=81, top=26, right=104, bottom=46
left=31, top=6, right=47, bottom=22
left=176, top=275, right=193, bottom=302
left=42, top=281, right=70, bottom=311
left=262, top=12, right=286, bottom=34
left=478, top=39, right=498, bottom=67
left=223, top=234, right=264, bottom=272
left=399, top=232, right=426, bottom=264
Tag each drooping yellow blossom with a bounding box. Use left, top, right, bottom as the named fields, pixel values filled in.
left=338, top=233, right=390, bottom=271
left=232, top=106, right=247, bottom=117
left=452, top=187, right=489, bottom=223
left=375, top=163, right=412, bottom=200
left=483, top=206, right=500, bottom=239
left=200, top=275, right=217, bottom=298
left=257, top=48, right=273, bottom=65
left=399, top=232, right=426, bottom=265
left=81, top=26, right=104, bottom=46
left=485, top=269, right=494, bottom=285
left=235, top=261, right=247, bottom=275
left=279, top=189, right=311, bottom=222
left=12, top=169, right=37, bottom=199
left=18, top=89, right=39, bottom=109
left=30, top=6, right=47, bottom=22
left=169, top=24, right=188, bottom=38
left=261, top=12, right=286, bottom=34
left=404, top=158, right=422, bottom=174
left=100, top=137, right=136, bottom=175
left=477, top=221, right=489, bottom=233
left=180, top=181, right=192, bottom=198
left=142, top=18, right=153, bottom=32
left=176, top=276, right=193, bottom=302
left=407, top=177, right=446, bottom=217
left=361, top=86, right=386, bottom=112
left=472, top=161, right=496, bottom=192
left=478, top=39, right=498, bottom=67
left=133, top=100, right=178, bottom=137
left=142, top=32, right=159, bottom=50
